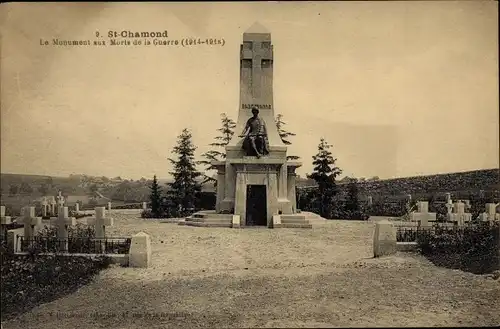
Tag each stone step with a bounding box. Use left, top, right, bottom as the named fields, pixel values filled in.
left=210, top=214, right=234, bottom=219
left=280, top=215, right=307, bottom=220
left=204, top=221, right=233, bottom=225
left=186, top=220, right=232, bottom=226
left=185, top=217, right=232, bottom=223
left=184, top=217, right=206, bottom=223
left=281, top=218, right=309, bottom=224
left=190, top=213, right=234, bottom=220
left=278, top=223, right=312, bottom=229
left=184, top=222, right=232, bottom=228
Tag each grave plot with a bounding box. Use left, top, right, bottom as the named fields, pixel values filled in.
left=4, top=206, right=151, bottom=268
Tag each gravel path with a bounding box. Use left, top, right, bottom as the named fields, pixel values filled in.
left=3, top=213, right=499, bottom=328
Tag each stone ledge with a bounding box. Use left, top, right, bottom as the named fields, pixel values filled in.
left=280, top=214, right=307, bottom=220
left=228, top=157, right=286, bottom=165
left=184, top=222, right=232, bottom=228
left=225, top=145, right=287, bottom=152
left=141, top=218, right=180, bottom=224
left=396, top=242, right=418, bottom=252
left=185, top=218, right=233, bottom=224
left=212, top=160, right=302, bottom=167
left=277, top=223, right=312, bottom=229
left=281, top=218, right=309, bottom=224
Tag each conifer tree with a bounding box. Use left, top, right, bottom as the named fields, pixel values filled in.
left=275, top=114, right=300, bottom=160
left=168, top=128, right=202, bottom=213
left=149, top=175, right=162, bottom=216
left=198, top=113, right=236, bottom=184
left=307, top=138, right=342, bottom=218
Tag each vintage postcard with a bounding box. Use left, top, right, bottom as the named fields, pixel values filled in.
left=1, top=2, right=499, bottom=328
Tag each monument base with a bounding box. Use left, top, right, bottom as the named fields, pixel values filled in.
left=180, top=211, right=233, bottom=228
left=179, top=210, right=327, bottom=229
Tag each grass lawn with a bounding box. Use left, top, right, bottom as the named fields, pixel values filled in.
left=2, top=212, right=499, bottom=328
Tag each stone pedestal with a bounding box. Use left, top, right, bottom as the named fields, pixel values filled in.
left=234, top=159, right=279, bottom=226
left=213, top=157, right=302, bottom=227
left=129, top=232, right=152, bottom=268
left=373, top=220, right=397, bottom=257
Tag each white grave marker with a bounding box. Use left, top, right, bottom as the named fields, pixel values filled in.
left=86, top=207, right=113, bottom=253
left=448, top=201, right=472, bottom=226
left=409, top=201, right=437, bottom=227
left=41, top=197, right=49, bottom=217
left=1, top=205, right=12, bottom=225
left=17, top=206, right=42, bottom=247
left=463, top=200, right=471, bottom=211
left=50, top=200, right=57, bottom=216
left=56, top=192, right=65, bottom=215
left=480, top=203, right=499, bottom=222
left=49, top=207, right=76, bottom=252
left=445, top=193, right=453, bottom=215
left=1, top=206, right=12, bottom=240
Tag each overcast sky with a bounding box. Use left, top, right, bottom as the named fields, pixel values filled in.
left=1, top=1, right=498, bottom=180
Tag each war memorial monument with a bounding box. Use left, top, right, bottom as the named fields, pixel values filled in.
left=181, top=23, right=321, bottom=229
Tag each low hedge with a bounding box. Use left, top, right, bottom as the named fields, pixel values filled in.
left=416, top=221, right=500, bottom=274
left=330, top=209, right=370, bottom=221
left=140, top=207, right=201, bottom=219
left=141, top=209, right=176, bottom=219
left=1, top=253, right=111, bottom=320
left=112, top=203, right=146, bottom=210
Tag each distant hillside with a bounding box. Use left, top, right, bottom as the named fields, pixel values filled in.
left=0, top=173, right=149, bottom=202
left=335, top=169, right=499, bottom=201
left=2, top=168, right=498, bottom=202
left=0, top=173, right=87, bottom=196
left=358, top=168, right=497, bottom=192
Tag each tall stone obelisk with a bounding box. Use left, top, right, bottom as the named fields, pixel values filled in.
left=179, top=23, right=311, bottom=228
left=207, top=22, right=304, bottom=228
left=227, top=21, right=284, bottom=150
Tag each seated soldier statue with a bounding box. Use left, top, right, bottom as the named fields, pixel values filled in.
left=239, top=107, right=270, bottom=158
